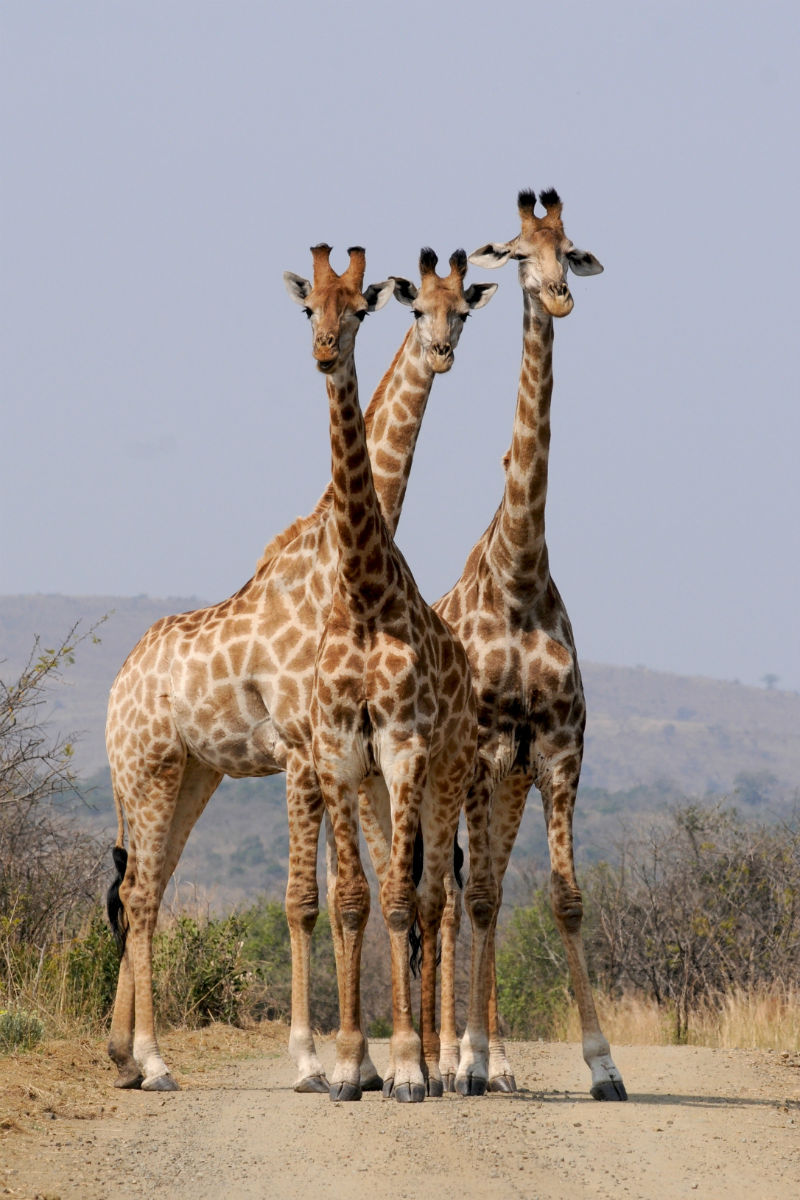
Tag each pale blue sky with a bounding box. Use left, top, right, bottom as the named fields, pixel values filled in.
left=2, top=1, right=799, bottom=692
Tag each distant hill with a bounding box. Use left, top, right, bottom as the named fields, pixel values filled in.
left=2, top=593, right=797, bottom=793
left=2, top=593, right=798, bottom=907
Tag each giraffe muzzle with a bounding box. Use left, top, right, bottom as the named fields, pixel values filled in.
left=542, top=282, right=574, bottom=318
left=314, top=335, right=339, bottom=372
left=428, top=343, right=454, bottom=373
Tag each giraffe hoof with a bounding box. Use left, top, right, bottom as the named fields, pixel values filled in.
left=441, top=1072, right=457, bottom=1093
left=360, top=1072, right=384, bottom=1092
left=382, top=1076, right=395, bottom=1098
left=141, top=1072, right=180, bottom=1092
left=330, top=1081, right=362, bottom=1102
left=394, top=1083, right=426, bottom=1103
left=591, top=1078, right=628, bottom=1101
left=295, top=1074, right=330, bottom=1094
left=488, top=1073, right=517, bottom=1094
left=113, top=1070, right=144, bottom=1089
left=456, top=1074, right=487, bottom=1097
left=427, top=1078, right=444, bottom=1098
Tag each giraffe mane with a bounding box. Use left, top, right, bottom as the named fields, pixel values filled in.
left=363, top=329, right=414, bottom=435
left=254, top=487, right=334, bottom=573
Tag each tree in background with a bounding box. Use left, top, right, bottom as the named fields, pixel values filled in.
left=584, top=804, right=800, bottom=1040
left=1, top=626, right=106, bottom=951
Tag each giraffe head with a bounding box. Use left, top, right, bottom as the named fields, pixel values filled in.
left=284, top=244, right=394, bottom=373
left=390, top=248, right=497, bottom=373
left=469, top=190, right=603, bottom=317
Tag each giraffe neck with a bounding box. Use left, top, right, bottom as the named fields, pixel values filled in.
left=326, top=352, right=392, bottom=612
left=488, top=289, right=554, bottom=593
left=363, top=328, right=434, bottom=537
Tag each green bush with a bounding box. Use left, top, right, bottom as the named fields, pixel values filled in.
left=152, top=913, right=253, bottom=1028
left=0, top=1007, right=44, bottom=1052
left=243, top=900, right=339, bottom=1032
left=495, top=888, right=572, bottom=1039
left=65, top=911, right=120, bottom=1023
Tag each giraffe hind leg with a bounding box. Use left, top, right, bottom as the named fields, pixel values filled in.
left=106, top=845, right=143, bottom=1088
left=110, top=758, right=222, bottom=1092
left=542, top=755, right=627, bottom=1101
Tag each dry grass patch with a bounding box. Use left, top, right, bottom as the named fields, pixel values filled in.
left=559, top=986, right=800, bottom=1050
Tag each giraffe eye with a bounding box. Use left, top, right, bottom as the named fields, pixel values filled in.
left=302, top=306, right=312, bottom=319
left=354, top=311, right=366, bottom=323
left=412, top=309, right=423, bottom=320
left=458, top=311, right=469, bottom=322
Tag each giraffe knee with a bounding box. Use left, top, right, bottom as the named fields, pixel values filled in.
left=551, top=874, right=583, bottom=931
left=337, top=876, right=370, bottom=931
left=285, top=890, right=319, bottom=934
left=465, top=877, right=498, bottom=930
left=380, top=881, right=415, bottom=933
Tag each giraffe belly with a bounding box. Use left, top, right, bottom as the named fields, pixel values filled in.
left=172, top=687, right=289, bottom=778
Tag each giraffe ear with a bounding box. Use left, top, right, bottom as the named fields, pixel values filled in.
left=566, top=248, right=603, bottom=276
left=283, top=272, right=313, bottom=304
left=363, top=280, right=395, bottom=312
left=390, top=277, right=419, bottom=307
left=464, top=282, right=498, bottom=310
left=468, top=242, right=514, bottom=270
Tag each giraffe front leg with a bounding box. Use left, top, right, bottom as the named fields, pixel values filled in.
left=329, top=865, right=370, bottom=1102
left=382, top=886, right=425, bottom=1104
left=286, top=759, right=328, bottom=1094
left=438, top=857, right=461, bottom=1092
left=323, top=785, right=370, bottom=1102
left=456, top=773, right=498, bottom=1096
left=486, top=925, right=517, bottom=1093
left=542, top=754, right=627, bottom=1101
left=326, top=811, right=382, bottom=1092
left=483, top=772, right=533, bottom=1093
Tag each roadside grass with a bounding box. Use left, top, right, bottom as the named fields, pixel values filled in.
left=558, top=985, right=800, bottom=1050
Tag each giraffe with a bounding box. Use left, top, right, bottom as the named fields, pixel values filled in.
left=104, top=245, right=495, bottom=1093
left=288, top=243, right=477, bottom=1103
left=433, top=189, right=628, bottom=1100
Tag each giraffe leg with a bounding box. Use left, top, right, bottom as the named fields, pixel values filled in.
left=456, top=770, right=498, bottom=1096
left=540, top=754, right=627, bottom=1101
left=378, top=758, right=427, bottom=1103
left=285, top=754, right=328, bottom=1094
left=438, top=857, right=461, bottom=1093
left=107, top=920, right=142, bottom=1088
left=486, top=915, right=517, bottom=1093
left=483, top=773, right=530, bottom=1093
left=326, top=810, right=382, bottom=1091
left=323, top=780, right=370, bottom=1102
left=121, top=848, right=178, bottom=1091
left=119, top=757, right=222, bottom=1092
left=414, top=836, right=449, bottom=1096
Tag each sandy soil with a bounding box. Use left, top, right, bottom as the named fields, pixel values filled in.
left=2, top=1026, right=799, bottom=1200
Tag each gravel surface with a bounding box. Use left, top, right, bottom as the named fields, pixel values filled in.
left=2, top=1032, right=799, bottom=1199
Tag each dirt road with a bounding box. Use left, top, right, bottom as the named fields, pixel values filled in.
left=2, top=1027, right=799, bottom=1199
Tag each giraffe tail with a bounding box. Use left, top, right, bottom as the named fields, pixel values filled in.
left=106, top=771, right=130, bottom=955
left=106, top=844, right=129, bottom=957
left=408, top=831, right=463, bottom=978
